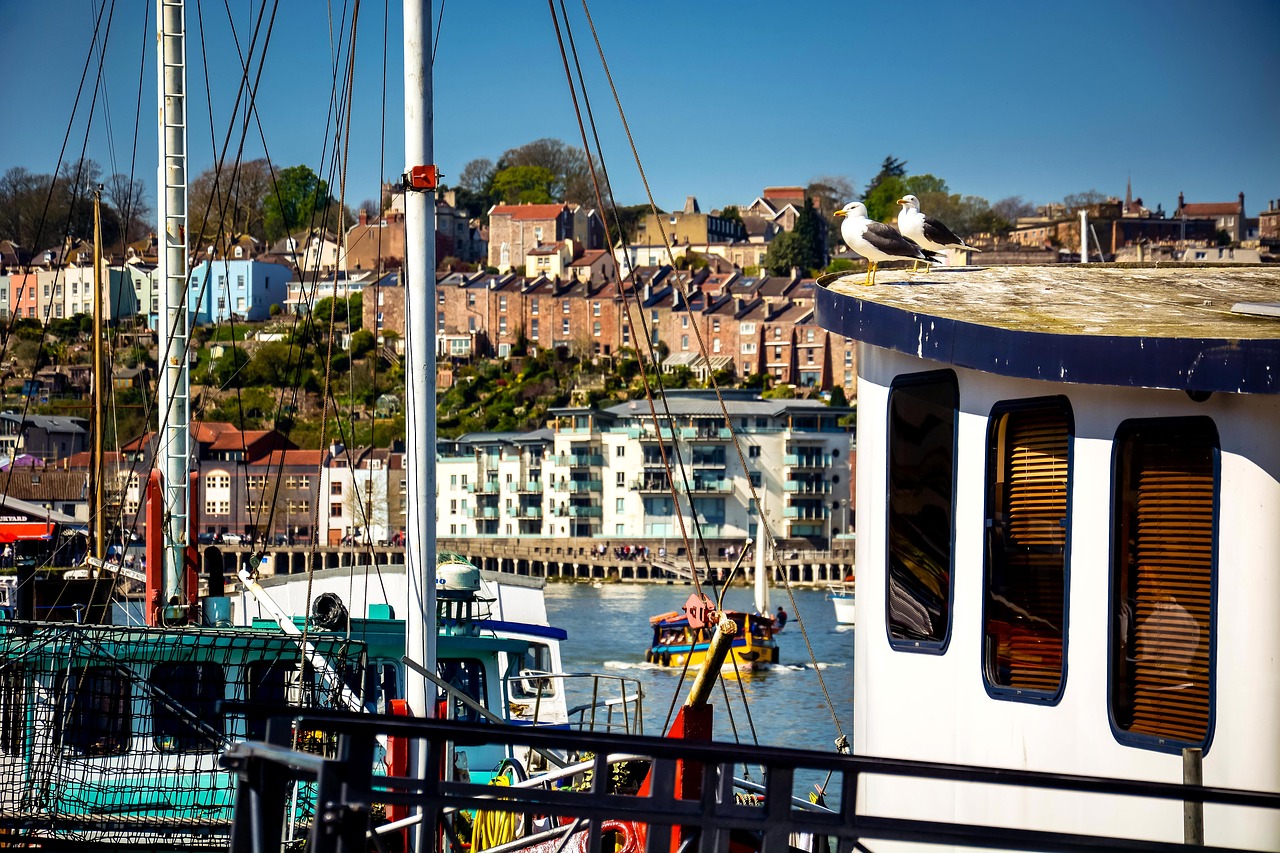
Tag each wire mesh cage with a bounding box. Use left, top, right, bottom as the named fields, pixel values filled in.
left=0, top=621, right=365, bottom=849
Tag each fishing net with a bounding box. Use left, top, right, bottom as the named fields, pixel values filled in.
left=0, top=621, right=365, bottom=849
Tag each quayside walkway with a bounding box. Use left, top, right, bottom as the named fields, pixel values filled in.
left=210, top=536, right=855, bottom=586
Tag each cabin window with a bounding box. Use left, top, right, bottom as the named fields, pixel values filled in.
left=982, top=399, right=1071, bottom=700
left=886, top=370, right=957, bottom=650
left=245, top=660, right=313, bottom=740
left=58, top=667, right=131, bottom=756
left=152, top=662, right=225, bottom=752
left=509, top=643, right=556, bottom=699
left=437, top=659, right=487, bottom=723
left=1110, top=418, right=1217, bottom=750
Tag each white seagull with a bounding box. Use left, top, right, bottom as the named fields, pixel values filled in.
left=833, top=201, right=942, bottom=286
left=896, top=194, right=979, bottom=269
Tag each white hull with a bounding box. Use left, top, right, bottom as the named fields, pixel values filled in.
left=829, top=591, right=855, bottom=625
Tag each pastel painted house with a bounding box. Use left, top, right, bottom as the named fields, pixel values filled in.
left=187, top=259, right=292, bottom=324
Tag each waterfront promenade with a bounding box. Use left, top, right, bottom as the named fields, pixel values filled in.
left=209, top=536, right=855, bottom=586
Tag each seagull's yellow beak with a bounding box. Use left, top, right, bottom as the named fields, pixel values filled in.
left=832, top=210, right=847, bottom=218
left=895, top=198, right=908, bottom=205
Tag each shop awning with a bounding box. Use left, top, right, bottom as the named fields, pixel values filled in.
left=0, top=522, right=55, bottom=543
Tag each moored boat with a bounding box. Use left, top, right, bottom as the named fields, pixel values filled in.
left=827, top=580, right=856, bottom=626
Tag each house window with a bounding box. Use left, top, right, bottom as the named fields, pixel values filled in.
left=499, top=294, right=507, bottom=311
left=741, top=322, right=755, bottom=335
left=593, top=301, right=601, bottom=316
left=681, top=315, right=688, bottom=328
left=562, top=300, right=571, bottom=315
left=616, top=471, right=625, bottom=487
left=236, top=298, right=246, bottom=311
left=331, top=503, right=343, bottom=517
left=331, top=482, right=342, bottom=495
left=749, top=472, right=762, bottom=488
left=887, top=370, right=957, bottom=650
left=467, top=292, right=475, bottom=306
left=500, top=316, right=508, bottom=334
left=983, top=399, right=1071, bottom=700
left=500, top=242, right=510, bottom=267
left=806, top=329, right=815, bottom=342
left=616, top=445, right=625, bottom=457
left=534, top=226, right=544, bottom=241
left=593, top=321, right=601, bottom=337
left=438, top=291, right=445, bottom=305
left=562, top=318, right=570, bottom=335
left=748, top=445, right=761, bottom=458
left=531, top=298, right=539, bottom=316
left=713, top=318, right=720, bottom=332
left=713, top=338, right=721, bottom=353
left=681, top=335, right=689, bottom=351
left=1110, top=417, right=1217, bottom=749
left=773, top=327, right=781, bottom=339
left=616, top=497, right=626, bottom=513
left=531, top=319, right=539, bottom=340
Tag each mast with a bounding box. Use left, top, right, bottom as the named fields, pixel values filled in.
left=403, top=0, right=437, bottom=727
left=156, top=0, right=191, bottom=621
left=403, top=3, right=437, bottom=847
left=91, top=190, right=106, bottom=565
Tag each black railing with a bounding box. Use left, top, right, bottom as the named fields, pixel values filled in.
left=222, top=707, right=1280, bottom=853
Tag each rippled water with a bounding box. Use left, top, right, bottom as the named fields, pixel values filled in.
left=545, top=580, right=855, bottom=798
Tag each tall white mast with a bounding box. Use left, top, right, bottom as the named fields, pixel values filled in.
left=156, top=0, right=191, bottom=621
left=403, top=0, right=438, bottom=799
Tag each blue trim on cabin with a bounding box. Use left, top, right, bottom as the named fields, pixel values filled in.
left=979, top=395, right=1074, bottom=706
left=1104, top=416, right=1218, bottom=756
left=814, top=283, right=1280, bottom=395
left=476, top=620, right=568, bottom=641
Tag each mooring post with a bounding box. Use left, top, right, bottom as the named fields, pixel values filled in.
left=1183, top=746, right=1204, bottom=845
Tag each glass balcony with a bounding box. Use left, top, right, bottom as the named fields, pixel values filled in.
left=784, top=480, right=832, bottom=495
left=515, top=480, right=543, bottom=493
left=784, top=454, right=833, bottom=469
left=689, top=479, right=732, bottom=494
left=554, top=454, right=605, bottom=468
left=554, top=479, right=603, bottom=493
left=466, top=481, right=500, bottom=494
left=631, top=478, right=670, bottom=492
left=466, top=506, right=501, bottom=519
left=506, top=505, right=543, bottom=518
left=554, top=504, right=603, bottom=518
left=783, top=505, right=830, bottom=520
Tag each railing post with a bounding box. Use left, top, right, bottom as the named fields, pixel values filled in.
left=1183, top=746, right=1204, bottom=845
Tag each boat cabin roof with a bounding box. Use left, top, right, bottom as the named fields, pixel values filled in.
left=815, top=265, right=1280, bottom=395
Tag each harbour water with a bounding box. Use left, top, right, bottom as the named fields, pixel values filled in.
left=545, top=580, right=855, bottom=793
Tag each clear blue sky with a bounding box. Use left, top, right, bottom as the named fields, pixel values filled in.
left=2, top=1, right=1278, bottom=223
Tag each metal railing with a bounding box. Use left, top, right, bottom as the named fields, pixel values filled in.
left=223, top=710, right=1280, bottom=853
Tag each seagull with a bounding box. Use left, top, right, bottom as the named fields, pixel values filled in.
left=896, top=194, right=980, bottom=269
left=832, top=201, right=942, bottom=286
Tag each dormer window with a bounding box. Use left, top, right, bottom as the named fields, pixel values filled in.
left=234, top=246, right=244, bottom=258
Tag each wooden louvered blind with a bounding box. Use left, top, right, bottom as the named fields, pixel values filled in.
left=984, top=405, right=1069, bottom=695
left=1111, top=422, right=1216, bottom=746
left=1122, top=441, right=1215, bottom=743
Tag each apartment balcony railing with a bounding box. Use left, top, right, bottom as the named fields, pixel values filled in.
left=784, top=454, right=833, bottom=469
left=688, top=480, right=733, bottom=494
left=466, top=481, right=500, bottom=495
left=553, top=504, right=603, bottom=518
left=631, top=478, right=670, bottom=493
left=554, top=454, right=605, bottom=468
left=515, top=480, right=544, bottom=494
left=554, top=479, right=603, bottom=493
left=466, top=507, right=501, bottom=519
left=506, top=505, right=543, bottom=518
left=784, top=480, right=833, bottom=495
left=784, top=505, right=830, bottom=520
left=691, top=458, right=727, bottom=469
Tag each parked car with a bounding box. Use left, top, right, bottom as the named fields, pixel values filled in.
left=196, top=532, right=217, bottom=545
left=220, top=532, right=247, bottom=546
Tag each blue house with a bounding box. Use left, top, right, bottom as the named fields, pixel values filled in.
left=187, top=259, right=292, bottom=325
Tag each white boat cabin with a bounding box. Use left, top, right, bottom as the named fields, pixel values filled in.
left=816, top=265, right=1280, bottom=848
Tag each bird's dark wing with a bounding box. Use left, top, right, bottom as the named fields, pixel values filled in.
left=864, top=221, right=926, bottom=259
left=922, top=216, right=965, bottom=248
left=902, top=234, right=946, bottom=264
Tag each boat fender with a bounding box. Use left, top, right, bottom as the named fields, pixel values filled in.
left=661, top=652, right=671, bottom=667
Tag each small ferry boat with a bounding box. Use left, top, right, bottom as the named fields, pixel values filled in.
left=645, top=603, right=779, bottom=670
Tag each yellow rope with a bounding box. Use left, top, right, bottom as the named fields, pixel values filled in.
left=471, top=776, right=519, bottom=851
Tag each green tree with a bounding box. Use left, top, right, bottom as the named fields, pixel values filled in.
left=312, top=297, right=347, bottom=325
left=720, top=205, right=743, bottom=227
left=263, top=165, right=334, bottom=243
left=863, top=155, right=906, bottom=198
left=243, top=341, right=308, bottom=388
left=348, top=292, right=363, bottom=331
left=763, top=199, right=824, bottom=275
left=213, top=347, right=252, bottom=388
left=491, top=165, right=558, bottom=205
left=829, top=385, right=848, bottom=407
left=349, top=328, right=375, bottom=359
